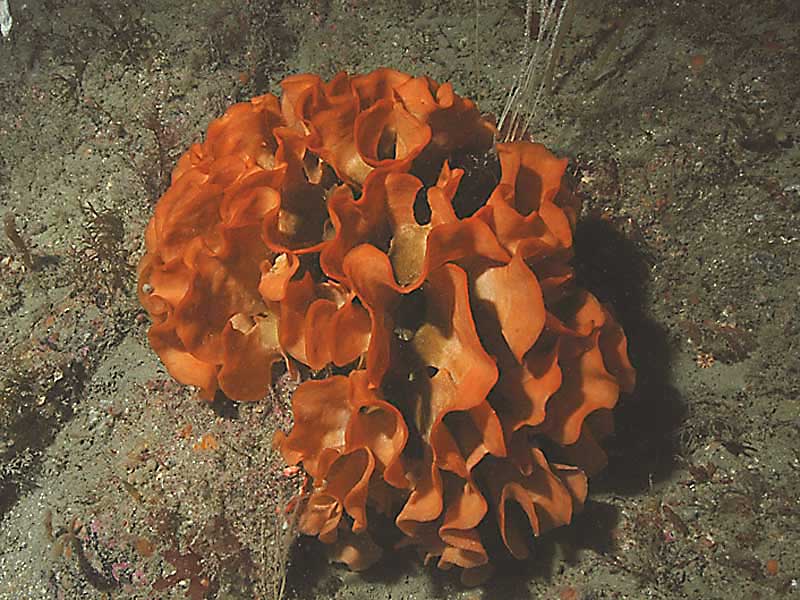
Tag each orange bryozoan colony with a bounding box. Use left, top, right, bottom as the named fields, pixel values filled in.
left=138, top=68, right=635, bottom=584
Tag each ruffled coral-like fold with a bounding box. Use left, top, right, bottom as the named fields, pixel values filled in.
left=345, top=371, right=409, bottom=489
left=150, top=175, right=219, bottom=264
left=383, top=167, right=468, bottom=286
left=437, top=476, right=489, bottom=570
left=471, top=252, right=545, bottom=363
left=276, top=273, right=316, bottom=363
left=384, top=172, right=429, bottom=286
left=282, top=371, right=408, bottom=544
left=391, top=264, right=504, bottom=486
left=139, top=68, right=637, bottom=583
left=555, top=412, right=613, bottom=478
left=355, top=98, right=431, bottom=171
left=320, top=173, right=391, bottom=282
left=333, top=448, right=375, bottom=535
left=411, top=264, right=499, bottom=420
left=280, top=375, right=351, bottom=476
left=219, top=169, right=283, bottom=228
left=304, top=82, right=372, bottom=185
left=420, top=218, right=510, bottom=284
left=280, top=369, right=408, bottom=490
left=298, top=491, right=343, bottom=544
left=395, top=448, right=443, bottom=539
left=532, top=257, right=576, bottom=303
left=542, top=333, right=617, bottom=444
left=351, top=68, right=412, bottom=107
left=328, top=299, right=373, bottom=367
left=278, top=73, right=322, bottom=132
left=537, top=291, right=635, bottom=445
left=598, top=318, right=636, bottom=394
left=542, top=332, right=619, bottom=446
left=478, top=142, right=574, bottom=261
left=298, top=447, right=374, bottom=542
left=396, top=469, right=494, bottom=586
left=494, top=142, right=569, bottom=223
left=394, top=76, right=495, bottom=156
left=171, top=142, right=208, bottom=183
left=147, top=319, right=219, bottom=399
left=413, top=357, right=506, bottom=482
left=446, top=402, right=506, bottom=472
left=172, top=240, right=267, bottom=366
left=260, top=130, right=330, bottom=253
left=217, top=312, right=283, bottom=401
left=204, top=94, right=284, bottom=164
left=496, top=341, right=562, bottom=433
left=422, top=372, right=472, bottom=478
left=304, top=298, right=348, bottom=369
left=427, top=161, right=462, bottom=225
left=278, top=274, right=371, bottom=370
left=258, top=252, right=299, bottom=302
left=481, top=449, right=584, bottom=560
left=342, top=244, right=403, bottom=385
left=138, top=254, right=191, bottom=321
left=328, top=528, right=384, bottom=572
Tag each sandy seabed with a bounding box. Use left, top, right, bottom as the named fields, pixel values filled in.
left=0, top=1, right=798, bottom=599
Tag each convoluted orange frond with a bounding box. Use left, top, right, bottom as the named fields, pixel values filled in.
left=138, top=68, right=635, bottom=584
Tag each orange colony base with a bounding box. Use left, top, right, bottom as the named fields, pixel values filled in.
left=137, top=68, right=636, bottom=586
